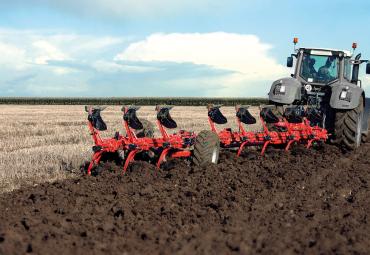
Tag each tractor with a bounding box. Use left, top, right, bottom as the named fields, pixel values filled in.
left=269, top=38, right=370, bottom=150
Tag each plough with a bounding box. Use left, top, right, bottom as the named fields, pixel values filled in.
left=85, top=105, right=220, bottom=175
left=207, top=104, right=328, bottom=156
left=85, top=104, right=328, bottom=175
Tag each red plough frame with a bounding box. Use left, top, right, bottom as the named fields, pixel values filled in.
left=207, top=105, right=328, bottom=156
left=86, top=105, right=195, bottom=175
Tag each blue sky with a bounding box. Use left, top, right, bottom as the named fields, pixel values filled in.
left=0, top=0, right=370, bottom=97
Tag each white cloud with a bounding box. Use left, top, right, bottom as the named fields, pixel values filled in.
left=116, top=33, right=287, bottom=79
left=0, top=28, right=127, bottom=95
left=33, top=40, right=69, bottom=65
left=116, top=32, right=288, bottom=95
left=0, top=29, right=288, bottom=96
left=0, top=28, right=125, bottom=67
left=92, top=60, right=162, bottom=73
left=0, top=42, right=27, bottom=70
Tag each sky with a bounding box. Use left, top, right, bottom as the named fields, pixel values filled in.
left=0, top=0, right=370, bottom=97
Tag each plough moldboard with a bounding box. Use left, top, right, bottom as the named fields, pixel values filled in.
left=85, top=104, right=328, bottom=175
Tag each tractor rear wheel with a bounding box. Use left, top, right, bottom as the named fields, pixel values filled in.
left=135, top=119, right=155, bottom=138
left=334, top=97, right=364, bottom=150
left=193, top=130, right=220, bottom=166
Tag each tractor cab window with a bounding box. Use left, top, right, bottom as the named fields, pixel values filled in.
left=300, top=53, right=339, bottom=84
left=344, top=58, right=352, bottom=81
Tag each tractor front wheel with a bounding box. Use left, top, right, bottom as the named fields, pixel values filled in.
left=193, top=130, right=220, bottom=166
left=334, top=97, right=364, bottom=150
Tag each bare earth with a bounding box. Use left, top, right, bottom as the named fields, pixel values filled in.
left=0, top=105, right=261, bottom=193
left=1, top=105, right=370, bottom=254
left=1, top=142, right=370, bottom=255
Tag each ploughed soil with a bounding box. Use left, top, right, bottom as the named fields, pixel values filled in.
left=1, top=143, right=370, bottom=255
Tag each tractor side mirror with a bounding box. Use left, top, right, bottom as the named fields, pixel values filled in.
left=366, top=62, right=370, bottom=74
left=287, top=56, right=293, bottom=67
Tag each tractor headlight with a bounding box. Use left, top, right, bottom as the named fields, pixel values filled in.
left=279, top=85, right=286, bottom=93
left=339, top=87, right=351, bottom=102
left=274, top=84, right=286, bottom=95
left=304, top=84, right=312, bottom=92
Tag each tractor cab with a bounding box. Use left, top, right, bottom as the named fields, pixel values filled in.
left=287, top=47, right=370, bottom=86
left=291, top=48, right=348, bottom=85
left=269, top=38, right=370, bottom=108
left=287, top=39, right=370, bottom=85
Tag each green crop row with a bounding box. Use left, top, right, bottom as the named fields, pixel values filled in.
left=0, top=97, right=268, bottom=106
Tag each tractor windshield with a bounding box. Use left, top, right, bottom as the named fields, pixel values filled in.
left=300, top=53, right=339, bottom=84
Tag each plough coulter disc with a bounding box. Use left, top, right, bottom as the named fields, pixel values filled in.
left=193, top=130, right=220, bottom=166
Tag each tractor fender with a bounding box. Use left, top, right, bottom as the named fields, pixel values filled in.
left=268, top=77, right=301, bottom=104
left=329, top=83, right=364, bottom=110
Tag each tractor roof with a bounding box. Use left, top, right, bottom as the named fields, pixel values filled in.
left=299, top=47, right=352, bottom=57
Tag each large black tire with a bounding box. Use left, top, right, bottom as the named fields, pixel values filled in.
left=193, top=130, right=220, bottom=166
left=334, top=97, right=364, bottom=150
left=135, top=119, right=155, bottom=138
